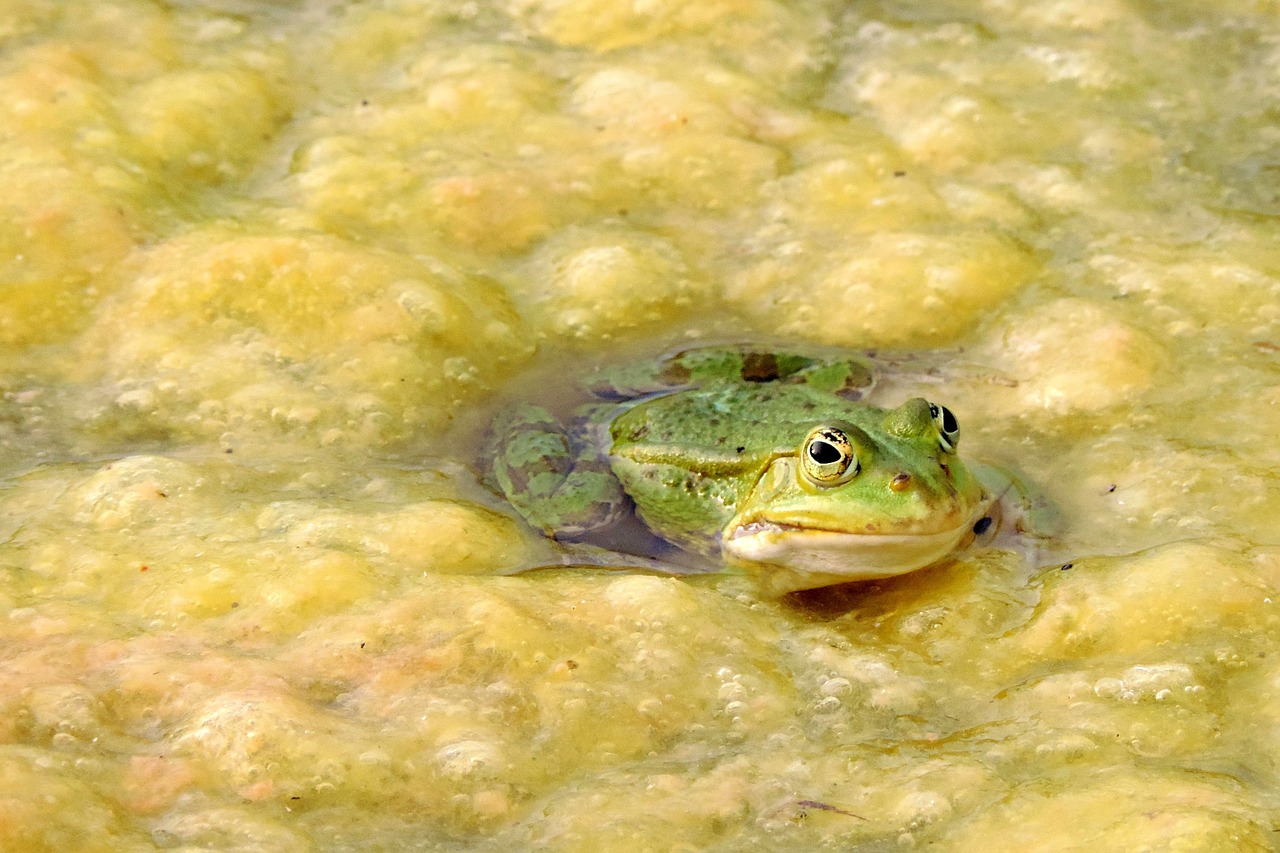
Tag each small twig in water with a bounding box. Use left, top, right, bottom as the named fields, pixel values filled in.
left=796, top=800, right=868, bottom=820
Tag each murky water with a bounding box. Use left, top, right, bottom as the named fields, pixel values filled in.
left=1, top=0, right=1279, bottom=849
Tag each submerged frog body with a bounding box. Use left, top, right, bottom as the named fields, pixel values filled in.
left=488, top=348, right=997, bottom=594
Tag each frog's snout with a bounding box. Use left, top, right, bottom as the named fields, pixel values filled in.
left=890, top=472, right=912, bottom=492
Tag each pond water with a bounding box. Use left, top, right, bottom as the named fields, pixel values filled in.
left=1, top=0, right=1279, bottom=849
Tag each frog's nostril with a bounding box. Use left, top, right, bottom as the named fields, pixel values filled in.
left=890, top=473, right=911, bottom=492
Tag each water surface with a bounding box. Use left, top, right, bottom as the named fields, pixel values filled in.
left=1, top=0, right=1278, bottom=849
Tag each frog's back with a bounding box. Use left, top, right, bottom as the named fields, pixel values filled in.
left=609, top=382, right=877, bottom=463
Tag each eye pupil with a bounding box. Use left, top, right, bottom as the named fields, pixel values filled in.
left=940, top=406, right=957, bottom=435
left=927, top=401, right=960, bottom=451
left=808, top=440, right=842, bottom=464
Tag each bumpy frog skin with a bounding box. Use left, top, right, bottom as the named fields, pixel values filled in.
left=488, top=348, right=995, bottom=594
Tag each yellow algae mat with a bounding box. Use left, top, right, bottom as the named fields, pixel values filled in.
left=0, top=0, right=1278, bottom=849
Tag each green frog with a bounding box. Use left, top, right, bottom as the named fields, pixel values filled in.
left=487, top=347, right=1002, bottom=594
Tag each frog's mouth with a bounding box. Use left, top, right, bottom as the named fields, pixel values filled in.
left=722, top=512, right=986, bottom=591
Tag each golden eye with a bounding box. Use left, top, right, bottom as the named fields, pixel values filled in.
left=928, top=402, right=959, bottom=453
left=801, top=425, right=859, bottom=486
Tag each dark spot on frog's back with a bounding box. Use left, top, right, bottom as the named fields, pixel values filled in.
left=836, top=360, right=875, bottom=399
left=741, top=352, right=780, bottom=382
left=660, top=361, right=692, bottom=385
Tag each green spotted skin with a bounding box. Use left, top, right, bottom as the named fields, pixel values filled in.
left=606, top=383, right=979, bottom=554
left=605, top=382, right=866, bottom=551
left=489, top=347, right=873, bottom=543
left=486, top=346, right=987, bottom=583
left=589, top=348, right=873, bottom=400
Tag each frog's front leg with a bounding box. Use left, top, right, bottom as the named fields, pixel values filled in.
left=589, top=346, right=875, bottom=400
left=489, top=405, right=629, bottom=540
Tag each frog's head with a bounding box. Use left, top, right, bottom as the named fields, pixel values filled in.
left=723, top=397, right=989, bottom=594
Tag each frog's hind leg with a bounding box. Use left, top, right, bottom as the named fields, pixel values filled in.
left=488, top=405, right=629, bottom=540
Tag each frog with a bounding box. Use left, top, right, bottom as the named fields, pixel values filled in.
left=486, top=347, right=1003, bottom=595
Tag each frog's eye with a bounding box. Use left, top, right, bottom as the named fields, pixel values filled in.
left=801, top=425, right=860, bottom=486
left=928, top=402, right=959, bottom=453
